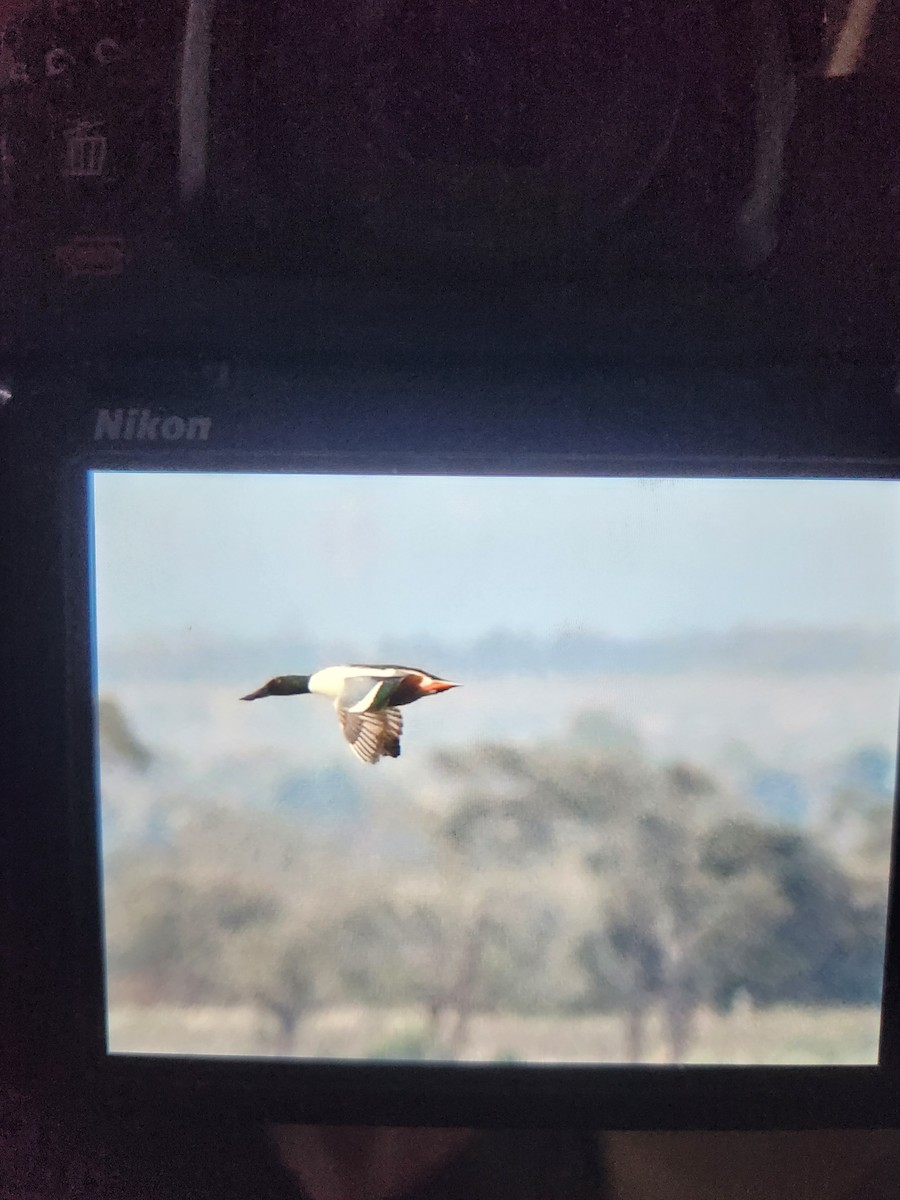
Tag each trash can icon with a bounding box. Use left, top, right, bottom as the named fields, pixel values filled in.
left=62, top=120, right=107, bottom=178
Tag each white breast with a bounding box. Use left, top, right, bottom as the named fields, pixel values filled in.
left=308, top=664, right=399, bottom=700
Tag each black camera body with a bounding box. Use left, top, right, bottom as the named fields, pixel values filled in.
left=0, top=0, right=895, bottom=368
left=2, top=1, right=900, bottom=1135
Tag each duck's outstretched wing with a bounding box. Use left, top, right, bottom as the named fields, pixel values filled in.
left=338, top=706, right=403, bottom=764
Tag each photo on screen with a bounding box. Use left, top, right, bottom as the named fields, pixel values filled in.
left=90, top=471, right=900, bottom=1066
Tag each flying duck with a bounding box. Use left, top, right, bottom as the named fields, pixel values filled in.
left=241, top=665, right=458, bottom=764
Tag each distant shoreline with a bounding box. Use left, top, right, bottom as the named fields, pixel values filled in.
left=97, top=624, right=900, bottom=685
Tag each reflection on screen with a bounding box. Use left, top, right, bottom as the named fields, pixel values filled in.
left=91, top=472, right=900, bottom=1065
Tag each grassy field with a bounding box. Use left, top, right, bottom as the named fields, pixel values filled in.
left=107, top=1002, right=881, bottom=1066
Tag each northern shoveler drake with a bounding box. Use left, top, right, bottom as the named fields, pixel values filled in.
left=241, top=665, right=458, bottom=764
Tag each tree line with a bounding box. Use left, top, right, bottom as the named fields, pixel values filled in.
left=101, top=702, right=892, bottom=1063
left=98, top=624, right=900, bottom=683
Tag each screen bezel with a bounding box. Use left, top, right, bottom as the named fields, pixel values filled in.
left=62, top=447, right=900, bottom=1130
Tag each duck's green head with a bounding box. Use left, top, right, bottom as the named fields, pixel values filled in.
left=241, top=675, right=310, bottom=701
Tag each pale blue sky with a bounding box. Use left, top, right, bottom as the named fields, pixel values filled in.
left=91, top=472, right=900, bottom=646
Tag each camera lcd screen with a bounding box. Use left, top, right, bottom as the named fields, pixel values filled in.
left=89, top=469, right=900, bottom=1069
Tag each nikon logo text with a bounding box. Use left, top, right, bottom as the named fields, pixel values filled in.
left=94, top=408, right=212, bottom=442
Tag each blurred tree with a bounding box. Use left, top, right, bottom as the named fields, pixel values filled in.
left=432, top=742, right=880, bottom=1062
left=578, top=762, right=746, bottom=1061
left=104, top=864, right=320, bottom=1052
left=819, top=743, right=895, bottom=910
left=577, top=910, right=665, bottom=1060
left=433, top=744, right=735, bottom=1060
left=701, top=819, right=886, bottom=1007
left=217, top=920, right=320, bottom=1053
left=332, top=882, right=566, bottom=1058
left=106, top=867, right=273, bottom=1002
